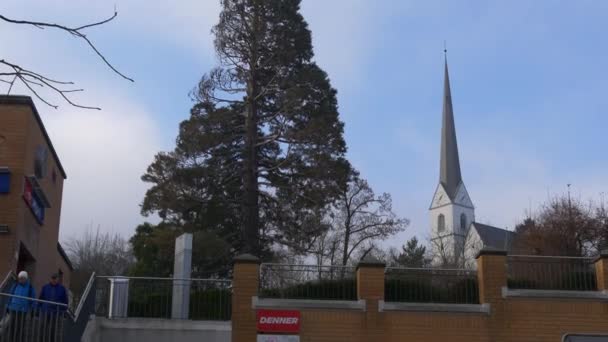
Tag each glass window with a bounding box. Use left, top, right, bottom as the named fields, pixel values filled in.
left=460, top=213, right=467, bottom=232
left=34, top=146, right=48, bottom=179
left=0, top=168, right=10, bottom=194
left=438, top=214, right=445, bottom=232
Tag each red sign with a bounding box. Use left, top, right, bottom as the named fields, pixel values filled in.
left=257, top=310, right=300, bottom=333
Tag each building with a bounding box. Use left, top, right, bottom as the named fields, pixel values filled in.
left=0, top=95, right=72, bottom=290
left=429, top=56, right=512, bottom=266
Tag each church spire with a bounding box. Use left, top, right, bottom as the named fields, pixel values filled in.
left=439, top=54, right=462, bottom=199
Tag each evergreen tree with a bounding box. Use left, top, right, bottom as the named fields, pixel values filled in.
left=140, top=0, right=350, bottom=259
left=393, top=237, right=428, bottom=268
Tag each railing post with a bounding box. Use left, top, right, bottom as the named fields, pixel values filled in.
left=595, top=250, right=608, bottom=292
left=356, top=256, right=385, bottom=342
left=232, top=254, right=260, bottom=342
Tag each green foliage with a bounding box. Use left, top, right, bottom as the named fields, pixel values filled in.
left=126, top=286, right=231, bottom=320
left=392, top=237, right=428, bottom=268
left=384, top=278, right=479, bottom=304
left=508, top=270, right=596, bottom=291
left=129, top=223, right=233, bottom=277
left=137, top=0, right=351, bottom=260
left=260, top=279, right=357, bottom=300
left=190, top=288, right=232, bottom=320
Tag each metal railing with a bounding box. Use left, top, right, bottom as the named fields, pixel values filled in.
left=0, top=272, right=15, bottom=317
left=95, top=276, right=232, bottom=320
left=63, top=273, right=97, bottom=342
left=0, top=292, right=68, bottom=342
left=385, top=267, right=479, bottom=304
left=0, top=272, right=14, bottom=292
left=507, top=255, right=597, bottom=291
left=259, top=264, right=357, bottom=300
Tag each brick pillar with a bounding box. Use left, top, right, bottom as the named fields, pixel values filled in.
left=356, top=256, right=385, bottom=342
left=476, top=249, right=507, bottom=342
left=476, top=249, right=507, bottom=304
left=595, top=250, right=608, bottom=291
left=232, top=254, right=260, bottom=342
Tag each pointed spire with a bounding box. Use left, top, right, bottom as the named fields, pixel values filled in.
left=439, top=54, right=462, bottom=199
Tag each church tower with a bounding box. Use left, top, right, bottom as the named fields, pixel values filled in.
left=429, top=55, right=475, bottom=265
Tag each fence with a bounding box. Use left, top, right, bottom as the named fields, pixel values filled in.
left=95, top=276, right=232, bottom=320
left=507, top=255, right=597, bottom=291
left=0, top=292, right=68, bottom=342
left=259, top=264, right=357, bottom=300
left=385, top=267, right=479, bottom=304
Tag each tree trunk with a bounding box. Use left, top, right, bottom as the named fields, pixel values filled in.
left=242, top=72, right=260, bottom=255
left=341, top=193, right=351, bottom=266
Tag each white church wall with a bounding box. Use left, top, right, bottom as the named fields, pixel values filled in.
left=464, top=228, right=483, bottom=269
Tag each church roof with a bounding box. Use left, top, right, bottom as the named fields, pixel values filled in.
left=439, top=57, right=462, bottom=200
left=471, top=222, right=515, bottom=251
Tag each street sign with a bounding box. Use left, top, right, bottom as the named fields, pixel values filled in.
left=257, top=309, right=301, bottom=333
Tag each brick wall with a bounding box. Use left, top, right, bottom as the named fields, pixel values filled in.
left=0, top=97, right=68, bottom=290
left=233, top=252, right=608, bottom=342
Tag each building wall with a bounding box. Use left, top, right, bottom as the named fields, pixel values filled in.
left=0, top=97, right=68, bottom=291
left=430, top=183, right=475, bottom=265
left=464, top=228, right=483, bottom=269
left=56, top=249, right=72, bottom=289
left=233, top=254, right=608, bottom=342
left=0, top=102, right=29, bottom=279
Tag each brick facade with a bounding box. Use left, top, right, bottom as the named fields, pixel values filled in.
left=0, top=96, right=70, bottom=291
left=233, top=251, right=608, bottom=342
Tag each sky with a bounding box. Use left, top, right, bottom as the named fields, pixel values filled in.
left=1, top=1, right=608, bottom=248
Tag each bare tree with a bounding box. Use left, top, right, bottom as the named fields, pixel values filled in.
left=512, top=195, right=598, bottom=257
left=0, top=10, right=132, bottom=109
left=428, top=232, right=481, bottom=269
left=327, top=174, right=408, bottom=266
left=64, top=226, right=134, bottom=290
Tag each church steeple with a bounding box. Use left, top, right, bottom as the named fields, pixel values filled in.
left=429, top=53, right=474, bottom=267
left=439, top=55, right=462, bottom=199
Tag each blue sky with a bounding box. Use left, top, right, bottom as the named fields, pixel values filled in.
left=2, top=1, right=607, bottom=247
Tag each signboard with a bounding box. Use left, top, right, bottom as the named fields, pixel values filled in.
left=23, top=177, right=44, bottom=224
left=257, top=335, right=300, bottom=342
left=257, top=310, right=301, bottom=333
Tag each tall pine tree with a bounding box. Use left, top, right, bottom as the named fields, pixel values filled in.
left=140, top=0, right=350, bottom=259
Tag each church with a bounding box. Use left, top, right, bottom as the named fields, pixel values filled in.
left=429, top=56, right=515, bottom=267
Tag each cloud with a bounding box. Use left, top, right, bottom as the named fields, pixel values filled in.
left=300, top=0, right=383, bottom=94
left=43, top=96, right=161, bottom=240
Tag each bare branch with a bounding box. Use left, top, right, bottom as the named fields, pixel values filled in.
left=0, top=12, right=132, bottom=82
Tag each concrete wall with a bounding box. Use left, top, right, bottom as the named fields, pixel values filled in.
left=83, top=318, right=231, bottom=342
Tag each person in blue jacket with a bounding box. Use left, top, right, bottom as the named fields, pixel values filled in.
left=5, top=271, right=36, bottom=341
left=38, top=273, right=68, bottom=313
left=38, top=273, right=69, bottom=341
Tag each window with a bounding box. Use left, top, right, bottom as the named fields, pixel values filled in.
left=0, top=168, right=10, bottom=194
left=34, top=146, right=48, bottom=179
left=437, top=214, right=445, bottom=232
left=460, top=213, right=467, bottom=232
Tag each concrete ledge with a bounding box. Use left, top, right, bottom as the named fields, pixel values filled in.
left=252, top=296, right=366, bottom=311
left=475, top=248, right=507, bottom=259
left=503, top=287, right=608, bottom=300
left=233, top=254, right=260, bottom=264
left=98, top=318, right=232, bottom=331
left=379, top=300, right=491, bottom=314
left=593, top=249, right=608, bottom=263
